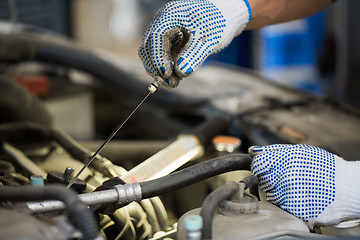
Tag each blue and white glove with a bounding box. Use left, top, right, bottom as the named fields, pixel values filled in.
left=250, top=144, right=360, bottom=228
left=138, top=0, right=252, bottom=88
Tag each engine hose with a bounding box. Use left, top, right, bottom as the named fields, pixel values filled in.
left=0, top=78, right=53, bottom=126
left=0, top=184, right=100, bottom=240
left=139, top=154, right=251, bottom=199
left=200, top=181, right=240, bottom=240
left=24, top=155, right=251, bottom=214
left=0, top=122, right=98, bottom=163
left=201, top=175, right=259, bottom=240
left=240, top=175, right=258, bottom=189
left=190, top=113, right=229, bottom=148
left=0, top=33, right=204, bottom=107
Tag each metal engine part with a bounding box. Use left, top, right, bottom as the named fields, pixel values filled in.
left=0, top=122, right=172, bottom=240
left=0, top=208, right=79, bottom=240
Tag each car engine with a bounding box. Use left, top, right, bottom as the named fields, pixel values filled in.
left=1, top=24, right=360, bottom=240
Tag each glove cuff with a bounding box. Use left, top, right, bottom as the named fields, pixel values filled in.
left=313, top=156, right=360, bottom=227
left=208, top=0, right=252, bottom=51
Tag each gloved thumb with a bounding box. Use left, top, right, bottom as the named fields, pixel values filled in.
left=155, top=27, right=190, bottom=88
left=174, top=29, right=211, bottom=80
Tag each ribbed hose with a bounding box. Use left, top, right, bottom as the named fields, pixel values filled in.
left=200, top=181, right=240, bottom=240
left=139, top=154, right=251, bottom=199
left=0, top=185, right=99, bottom=240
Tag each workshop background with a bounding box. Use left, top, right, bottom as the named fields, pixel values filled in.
left=0, top=0, right=359, bottom=145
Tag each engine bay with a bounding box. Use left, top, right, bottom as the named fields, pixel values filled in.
left=1, top=26, right=360, bottom=240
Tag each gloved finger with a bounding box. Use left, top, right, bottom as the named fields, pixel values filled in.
left=163, top=28, right=192, bottom=88
left=256, top=175, right=275, bottom=192
left=165, top=74, right=181, bottom=88
left=152, top=28, right=182, bottom=79
left=251, top=144, right=310, bottom=175
left=154, top=27, right=188, bottom=88
left=140, top=25, right=183, bottom=88
left=155, top=74, right=181, bottom=89
left=249, top=144, right=309, bottom=157
left=251, top=146, right=298, bottom=190
left=249, top=144, right=295, bottom=157
left=250, top=151, right=279, bottom=190
left=174, top=29, right=215, bottom=79
left=265, top=189, right=289, bottom=210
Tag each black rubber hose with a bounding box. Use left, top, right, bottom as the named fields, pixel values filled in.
left=240, top=174, right=260, bottom=198
left=190, top=113, right=229, bottom=148
left=0, top=184, right=99, bottom=240
left=240, top=175, right=258, bottom=189
left=139, top=154, right=251, bottom=199
left=0, top=33, right=204, bottom=106
left=200, top=181, right=240, bottom=240
left=0, top=78, right=53, bottom=126
left=0, top=122, right=96, bottom=163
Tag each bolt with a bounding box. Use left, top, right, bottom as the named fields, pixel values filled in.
left=63, top=167, right=75, bottom=183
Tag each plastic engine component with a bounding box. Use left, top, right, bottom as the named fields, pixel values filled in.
left=177, top=201, right=309, bottom=240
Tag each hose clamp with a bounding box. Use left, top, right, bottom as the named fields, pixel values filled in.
left=114, top=183, right=142, bottom=205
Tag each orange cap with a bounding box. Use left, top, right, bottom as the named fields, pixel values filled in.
left=212, top=135, right=241, bottom=153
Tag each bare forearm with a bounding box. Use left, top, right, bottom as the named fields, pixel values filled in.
left=246, top=0, right=332, bottom=29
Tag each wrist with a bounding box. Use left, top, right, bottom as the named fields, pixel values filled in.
left=313, top=157, right=360, bottom=226
left=334, top=158, right=360, bottom=219
left=208, top=0, right=252, bottom=50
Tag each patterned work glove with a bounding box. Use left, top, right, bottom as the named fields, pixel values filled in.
left=250, top=144, right=360, bottom=228
left=138, top=0, right=252, bottom=88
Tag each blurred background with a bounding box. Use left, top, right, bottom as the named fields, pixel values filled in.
left=0, top=0, right=358, bottom=106
left=0, top=0, right=359, bottom=144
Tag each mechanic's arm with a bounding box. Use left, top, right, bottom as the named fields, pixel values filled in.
left=250, top=144, right=360, bottom=228
left=139, top=0, right=333, bottom=88
left=247, top=0, right=332, bottom=29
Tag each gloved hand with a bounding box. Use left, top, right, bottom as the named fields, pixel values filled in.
left=250, top=144, right=360, bottom=228
left=138, top=0, right=252, bottom=88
